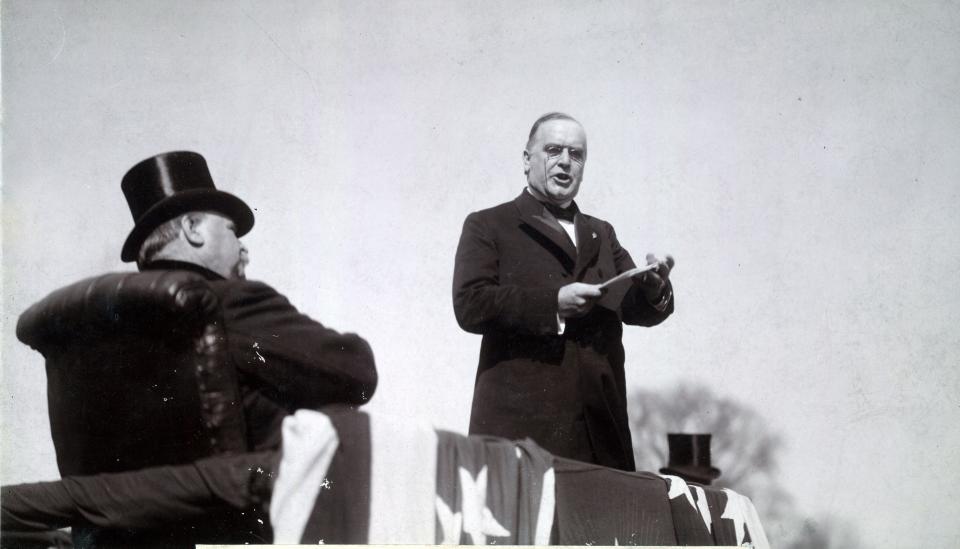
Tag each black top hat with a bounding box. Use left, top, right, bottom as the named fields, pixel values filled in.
left=659, top=433, right=722, bottom=484
left=120, top=151, right=254, bottom=262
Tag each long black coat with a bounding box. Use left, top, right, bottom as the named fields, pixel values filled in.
left=144, top=260, right=378, bottom=450
left=453, top=190, right=673, bottom=470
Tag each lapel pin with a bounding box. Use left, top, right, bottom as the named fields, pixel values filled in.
left=592, top=232, right=597, bottom=239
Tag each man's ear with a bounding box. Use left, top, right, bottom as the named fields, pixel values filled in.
left=522, top=149, right=531, bottom=175
left=180, top=214, right=205, bottom=247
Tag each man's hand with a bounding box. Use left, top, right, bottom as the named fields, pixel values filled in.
left=635, top=253, right=675, bottom=303
left=558, top=282, right=603, bottom=319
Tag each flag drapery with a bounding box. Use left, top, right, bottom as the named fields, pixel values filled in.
left=271, top=407, right=769, bottom=547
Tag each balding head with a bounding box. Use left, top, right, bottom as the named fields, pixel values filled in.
left=523, top=113, right=587, bottom=207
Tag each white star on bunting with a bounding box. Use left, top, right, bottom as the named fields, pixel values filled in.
left=691, top=485, right=713, bottom=533
left=660, top=474, right=696, bottom=510
left=721, top=489, right=748, bottom=544
left=435, top=497, right=463, bottom=544
left=459, top=465, right=510, bottom=544
left=660, top=475, right=713, bottom=533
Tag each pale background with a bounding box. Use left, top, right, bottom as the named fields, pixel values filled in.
left=2, top=1, right=959, bottom=547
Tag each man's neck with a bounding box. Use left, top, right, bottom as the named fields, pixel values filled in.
left=140, top=258, right=226, bottom=281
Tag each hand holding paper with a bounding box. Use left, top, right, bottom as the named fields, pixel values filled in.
left=597, top=262, right=660, bottom=291
left=597, top=254, right=675, bottom=311
left=634, top=254, right=675, bottom=303
left=558, top=282, right=604, bottom=319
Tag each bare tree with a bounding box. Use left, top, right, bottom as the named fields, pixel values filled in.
left=629, top=383, right=860, bottom=549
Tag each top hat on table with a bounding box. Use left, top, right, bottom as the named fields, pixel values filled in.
left=659, top=433, right=722, bottom=485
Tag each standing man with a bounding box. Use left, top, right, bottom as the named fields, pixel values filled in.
left=453, top=113, right=674, bottom=471
left=122, top=150, right=378, bottom=450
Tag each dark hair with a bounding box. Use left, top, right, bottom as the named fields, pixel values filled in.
left=526, top=112, right=581, bottom=149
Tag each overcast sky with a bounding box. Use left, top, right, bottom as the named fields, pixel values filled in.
left=3, top=1, right=959, bottom=546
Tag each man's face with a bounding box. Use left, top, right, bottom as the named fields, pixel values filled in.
left=195, top=212, right=248, bottom=279
left=524, top=119, right=587, bottom=206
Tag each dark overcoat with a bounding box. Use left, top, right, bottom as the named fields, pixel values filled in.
left=144, top=260, right=378, bottom=450
left=453, top=190, right=673, bottom=470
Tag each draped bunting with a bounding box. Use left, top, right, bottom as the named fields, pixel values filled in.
left=272, top=408, right=769, bottom=547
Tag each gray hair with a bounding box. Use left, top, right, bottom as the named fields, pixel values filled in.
left=525, top=112, right=581, bottom=150
left=136, top=212, right=205, bottom=268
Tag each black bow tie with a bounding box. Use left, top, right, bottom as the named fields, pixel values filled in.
left=543, top=202, right=578, bottom=223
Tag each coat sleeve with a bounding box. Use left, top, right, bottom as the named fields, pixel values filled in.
left=220, top=282, right=378, bottom=410
left=0, top=451, right=277, bottom=532
left=452, top=212, right=561, bottom=336
left=605, top=222, right=675, bottom=327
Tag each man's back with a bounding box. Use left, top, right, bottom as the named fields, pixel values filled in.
left=145, top=260, right=378, bottom=450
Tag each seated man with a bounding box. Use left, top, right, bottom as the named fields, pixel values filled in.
left=0, top=152, right=378, bottom=546
left=119, top=150, right=377, bottom=450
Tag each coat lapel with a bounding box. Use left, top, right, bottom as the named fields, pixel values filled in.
left=514, top=191, right=578, bottom=269
left=573, top=215, right=601, bottom=280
